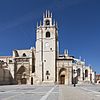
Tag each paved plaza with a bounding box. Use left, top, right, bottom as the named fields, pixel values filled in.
left=0, top=84, right=100, bottom=100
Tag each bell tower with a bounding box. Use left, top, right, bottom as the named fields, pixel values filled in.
left=35, top=10, right=58, bottom=83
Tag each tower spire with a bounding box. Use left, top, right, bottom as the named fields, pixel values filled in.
left=51, top=12, right=52, bottom=18
left=43, top=12, right=45, bottom=18
left=46, top=10, right=47, bottom=18
left=79, top=56, right=82, bottom=60
left=40, top=20, right=42, bottom=26
left=56, top=21, right=58, bottom=29
left=67, top=49, right=68, bottom=55
left=64, top=49, right=67, bottom=55
left=37, top=22, right=38, bottom=28
left=48, top=10, right=50, bottom=17
left=53, top=19, right=55, bottom=26
left=84, top=59, right=85, bottom=62
left=64, top=49, right=68, bottom=57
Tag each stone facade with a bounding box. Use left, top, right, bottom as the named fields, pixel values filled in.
left=0, top=11, right=96, bottom=85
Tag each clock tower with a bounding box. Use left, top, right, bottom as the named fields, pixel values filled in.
left=35, top=10, right=58, bottom=83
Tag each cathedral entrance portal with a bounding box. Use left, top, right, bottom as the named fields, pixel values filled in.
left=21, top=78, right=27, bottom=84
left=59, top=68, right=67, bottom=84
left=60, top=75, right=65, bottom=84
left=16, top=66, right=27, bottom=84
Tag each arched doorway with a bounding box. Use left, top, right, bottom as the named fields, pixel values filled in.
left=21, top=78, right=27, bottom=84
left=85, top=69, right=88, bottom=77
left=16, top=66, right=27, bottom=84
left=59, top=68, right=67, bottom=84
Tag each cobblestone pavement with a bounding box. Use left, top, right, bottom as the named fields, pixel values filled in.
left=59, top=84, right=100, bottom=100
left=0, top=85, right=59, bottom=100
left=0, top=84, right=100, bottom=100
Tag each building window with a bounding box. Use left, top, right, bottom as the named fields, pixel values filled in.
left=85, top=69, right=88, bottom=77
left=46, top=32, right=50, bottom=38
left=83, top=73, right=84, bottom=80
left=73, top=69, right=76, bottom=74
left=47, top=76, right=49, bottom=80
left=45, top=20, right=50, bottom=25
left=50, top=48, right=52, bottom=50
left=44, top=60, right=46, bottom=62
left=9, top=60, right=12, bottom=63
left=46, top=71, right=50, bottom=75
left=77, top=68, right=81, bottom=76
left=23, top=53, right=26, bottom=57
left=46, top=71, right=50, bottom=80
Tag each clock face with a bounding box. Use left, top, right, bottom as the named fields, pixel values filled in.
left=45, top=42, right=49, bottom=47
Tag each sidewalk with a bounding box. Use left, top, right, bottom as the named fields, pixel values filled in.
left=59, top=85, right=100, bottom=100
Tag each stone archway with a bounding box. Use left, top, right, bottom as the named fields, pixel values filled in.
left=59, top=68, right=67, bottom=84
left=16, top=66, right=27, bottom=84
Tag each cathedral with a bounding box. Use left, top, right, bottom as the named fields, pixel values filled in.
left=0, top=11, right=96, bottom=85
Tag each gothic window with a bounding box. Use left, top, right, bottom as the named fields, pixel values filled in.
left=31, top=77, right=33, bottom=85
left=50, top=48, right=52, bottom=50
left=46, top=31, right=50, bottom=38
left=46, top=71, right=50, bottom=80
left=32, top=65, right=35, bottom=73
left=45, top=20, right=50, bottom=25
left=44, top=60, right=46, bottom=62
left=9, top=60, right=12, bottom=63
left=85, top=69, right=88, bottom=77
left=46, top=71, right=50, bottom=75
left=73, top=69, right=76, bottom=74
left=47, top=76, right=49, bottom=80
left=77, top=68, right=81, bottom=76
left=23, top=53, right=26, bottom=57
left=83, top=73, right=84, bottom=80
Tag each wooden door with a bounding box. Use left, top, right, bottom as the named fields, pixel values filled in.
left=21, top=78, right=27, bottom=84
left=61, top=75, right=65, bottom=84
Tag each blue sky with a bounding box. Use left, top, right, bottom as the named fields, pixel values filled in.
left=0, top=0, right=100, bottom=73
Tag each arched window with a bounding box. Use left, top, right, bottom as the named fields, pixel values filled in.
left=77, top=68, right=81, bottom=76
left=85, top=69, right=88, bottom=77
left=45, top=20, right=50, bottom=25
left=47, top=76, right=49, bottom=80
left=46, top=31, right=50, bottom=38
left=46, top=71, right=50, bottom=80
left=23, top=53, right=26, bottom=57
left=46, top=71, right=50, bottom=75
